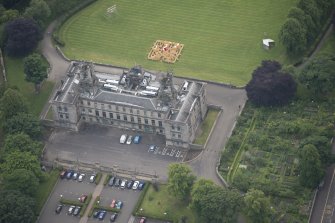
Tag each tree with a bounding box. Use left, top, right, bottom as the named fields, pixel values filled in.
left=3, top=18, right=41, bottom=57
left=297, top=0, right=321, bottom=28
left=191, top=179, right=242, bottom=222
left=0, top=190, right=35, bottom=223
left=0, top=0, right=31, bottom=11
left=244, top=189, right=273, bottom=223
left=24, top=0, right=51, bottom=27
left=299, top=54, right=335, bottom=96
left=0, top=9, right=19, bottom=23
left=299, top=144, right=324, bottom=188
left=246, top=60, right=297, bottom=106
left=24, top=53, right=48, bottom=93
left=0, top=88, right=28, bottom=120
left=279, top=18, right=307, bottom=55
left=3, top=112, right=41, bottom=139
left=0, top=151, right=42, bottom=178
left=167, top=163, right=196, bottom=200
left=3, top=132, right=42, bottom=156
left=2, top=169, right=39, bottom=196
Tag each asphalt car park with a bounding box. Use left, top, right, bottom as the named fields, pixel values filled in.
left=38, top=171, right=97, bottom=223
left=87, top=177, right=142, bottom=223
left=45, top=125, right=186, bottom=181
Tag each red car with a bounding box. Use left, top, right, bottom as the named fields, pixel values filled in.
left=110, top=199, right=116, bottom=208
left=60, top=170, right=67, bottom=179
left=79, top=195, right=87, bottom=203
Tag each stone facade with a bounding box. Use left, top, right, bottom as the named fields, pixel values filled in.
left=51, top=61, right=207, bottom=148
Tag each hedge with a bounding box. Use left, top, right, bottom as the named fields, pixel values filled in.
left=103, top=174, right=111, bottom=186
left=95, top=172, right=102, bottom=185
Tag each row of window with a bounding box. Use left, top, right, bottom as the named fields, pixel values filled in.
left=80, top=100, right=162, bottom=118
left=57, top=106, right=68, bottom=112
left=59, top=113, right=69, bottom=119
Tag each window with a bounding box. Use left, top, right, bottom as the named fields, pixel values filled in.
left=87, top=101, right=91, bottom=106
left=89, top=117, right=93, bottom=122
left=102, top=112, right=106, bottom=118
left=131, top=116, right=134, bottom=122
left=117, top=114, right=120, bottom=120
left=58, top=106, right=62, bottom=111
left=116, top=106, right=119, bottom=111
left=145, top=119, right=148, bottom=124
left=172, top=125, right=175, bottom=130
left=80, top=100, right=83, bottom=105
left=158, top=113, right=161, bottom=118
left=138, top=117, right=141, bottom=123
left=122, top=107, right=126, bottom=112
left=177, top=126, right=181, bottom=131
left=108, top=105, right=112, bottom=109
left=136, top=109, right=140, bottom=114
left=123, top=115, right=127, bottom=121
left=139, top=125, right=142, bottom=129
left=59, top=114, right=63, bottom=118
left=82, top=116, right=86, bottom=120
left=159, top=121, right=162, bottom=127
left=64, top=107, right=68, bottom=112
left=130, top=108, right=133, bottom=114
left=172, top=133, right=176, bottom=137
left=95, top=111, right=99, bottom=116
left=178, top=134, right=181, bottom=138
left=110, top=120, right=113, bottom=125
left=109, top=113, right=113, bottom=118
left=65, top=114, right=69, bottom=119
left=89, top=109, right=92, bottom=113
left=82, top=108, right=86, bottom=113
left=151, top=120, right=155, bottom=126
left=159, top=129, right=163, bottom=133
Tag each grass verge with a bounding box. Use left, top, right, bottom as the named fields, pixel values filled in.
left=138, top=184, right=198, bottom=223
left=193, top=108, right=220, bottom=145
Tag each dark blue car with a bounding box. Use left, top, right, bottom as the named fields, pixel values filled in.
left=98, top=211, right=106, bottom=220
left=133, top=135, right=141, bottom=144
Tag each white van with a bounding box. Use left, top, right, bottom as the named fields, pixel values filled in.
left=120, top=134, right=127, bottom=144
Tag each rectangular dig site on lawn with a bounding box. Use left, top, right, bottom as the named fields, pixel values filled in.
left=219, top=101, right=335, bottom=222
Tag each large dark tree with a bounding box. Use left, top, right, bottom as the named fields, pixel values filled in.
left=2, top=169, right=39, bottom=196
left=299, top=54, right=335, bottom=96
left=246, top=60, right=297, bottom=106
left=0, top=0, right=31, bottom=11
left=3, top=112, right=41, bottom=139
left=3, top=18, right=41, bottom=57
left=3, top=132, right=42, bottom=156
left=24, top=0, right=51, bottom=27
left=24, top=53, right=48, bottom=93
left=297, top=0, right=321, bottom=28
left=244, top=189, right=273, bottom=223
left=0, top=190, right=36, bottom=223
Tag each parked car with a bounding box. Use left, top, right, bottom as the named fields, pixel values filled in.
left=132, top=181, right=139, bottom=190
left=73, top=206, right=81, bottom=216
left=116, top=200, right=123, bottom=209
left=68, top=205, right=76, bottom=214
left=138, top=181, right=145, bottom=190
left=110, top=213, right=118, bottom=222
left=133, top=135, right=141, bottom=144
left=79, top=195, right=87, bottom=203
left=127, top=180, right=134, bottom=189
left=114, top=178, right=121, bottom=187
left=66, top=170, right=74, bottom=179
left=108, top=176, right=115, bottom=186
left=90, top=174, right=96, bottom=183
left=60, top=170, right=67, bottom=179
left=98, top=210, right=106, bottom=220
left=126, top=135, right=133, bottom=144
left=148, top=145, right=157, bottom=152
left=93, top=210, right=100, bottom=218
left=72, top=172, right=79, bottom=180
left=110, top=199, right=116, bottom=208
left=120, top=134, right=127, bottom=144
left=55, top=204, right=63, bottom=214
left=120, top=179, right=127, bottom=189
left=140, top=217, right=146, bottom=223
left=78, top=173, right=85, bottom=182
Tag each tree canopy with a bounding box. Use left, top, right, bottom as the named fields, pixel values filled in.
left=191, top=179, right=242, bottom=223
left=244, top=189, right=273, bottom=223
left=3, top=112, right=41, bottom=139
left=24, top=0, right=51, bottom=27
left=0, top=88, right=28, bottom=120
left=167, top=163, right=196, bottom=200
left=3, top=132, right=42, bottom=156
left=24, top=53, right=48, bottom=92
left=299, top=54, right=335, bottom=96
left=299, top=144, right=324, bottom=188
left=0, top=190, right=36, bottom=223
left=2, top=169, right=39, bottom=196
left=3, top=18, right=41, bottom=57
left=245, top=60, right=297, bottom=106
left=279, top=18, right=307, bottom=55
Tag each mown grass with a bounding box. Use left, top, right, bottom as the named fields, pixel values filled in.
left=4, top=56, right=54, bottom=116
left=139, top=184, right=199, bottom=223
left=194, top=109, right=219, bottom=145
left=59, top=0, right=297, bottom=86
left=35, top=170, right=59, bottom=214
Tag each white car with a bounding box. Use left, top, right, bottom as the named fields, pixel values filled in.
left=78, top=173, right=85, bottom=182
left=132, top=181, right=139, bottom=190
left=72, top=172, right=78, bottom=180
left=89, top=174, right=96, bottom=183
left=126, top=135, right=133, bottom=144
left=120, top=134, right=127, bottom=144
left=68, top=205, right=75, bottom=214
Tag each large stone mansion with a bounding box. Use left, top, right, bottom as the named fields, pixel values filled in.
left=50, top=61, right=207, bottom=148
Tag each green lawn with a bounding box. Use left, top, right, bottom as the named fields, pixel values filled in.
left=35, top=170, right=59, bottom=214
left=194, top=109, right=219, bottom=145
left=140, top=184, right=199, bottom=223
left=4, top=57, right=54, bottom=116
left=59, top=0, right=296, bottom=86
